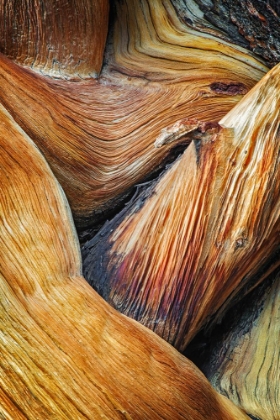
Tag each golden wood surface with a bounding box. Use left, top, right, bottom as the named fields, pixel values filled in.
left=0, top=0, right=267, bottom=226
left=203, top=271, right=280, bottom=420
left=0, top=104, right=249, bottom=419
left=83, top=62, right=280, bottom=352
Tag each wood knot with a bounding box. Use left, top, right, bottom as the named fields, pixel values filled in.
left=210, top=82, right=248, bottom=95
left=235, top=237, right=248, bottom=250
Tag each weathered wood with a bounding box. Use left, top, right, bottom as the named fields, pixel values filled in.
left=197, top=269, right=280, bottom=420
left=0, top=103, right=249, bottom=419
left=83, top=62, right=280, bottom=352
left=172, top=0, right=280, bottom=68
left=0, top=0, right=109, bottom=79
left=0, top=0, right=267, bottom=227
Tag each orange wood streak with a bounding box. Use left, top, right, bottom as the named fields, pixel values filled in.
left=0, top=103, right=249, bottom=419
left=0, top=387, right=27, bottom=420
left=0, top=0, right=267, bottom=227
left=105, top=63, right=280, bottom=351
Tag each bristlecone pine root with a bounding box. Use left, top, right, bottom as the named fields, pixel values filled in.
left=83, top=61, right=280, bottom=352
left=0, top=103, right=249, bottom=419
left=198, top=269, right=280, bottom=420
left=0, top=0, right=267, bottom=227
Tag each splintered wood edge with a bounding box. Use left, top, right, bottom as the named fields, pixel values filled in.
left=82, top=62, right=280, bottom=352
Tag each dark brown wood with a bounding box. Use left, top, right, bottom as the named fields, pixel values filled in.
left=172, top=0, right=280, bottom=67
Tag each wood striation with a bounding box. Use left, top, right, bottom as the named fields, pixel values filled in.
left=172, top=0, right=280, bottom=67
left=0, top=104, right=249, bottom=419
left=83, top=62, right=280, bottom=352
left=0, top=0, right=109, bottom=79
left=199, top=269, right=280, bottom=420
left=0, top=0, right=267, bottom=227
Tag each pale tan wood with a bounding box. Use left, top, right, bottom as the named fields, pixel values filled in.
left=112, top=0, right=266, bottom=81
left=0, top=0, right=267, bottom=227
left=83, top=62, right=280, bottom=352
left=0, top=0, right=109, bottom=79
left=0, top=104, right=249, bottom=419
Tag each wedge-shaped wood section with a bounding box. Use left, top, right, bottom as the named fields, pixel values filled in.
left=0, top=0, right=267, bottom=227
left=83, top=63, right=280, bottom=352
left=0, top=105, right=249, bottom=419
left=0, top=0, right=109, bottom=79
left=200, top=269, right=280, bottom=420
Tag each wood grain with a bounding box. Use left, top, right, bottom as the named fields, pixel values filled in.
left=83, top=62, right=280, bottom=352
left=172, top=0, right=280, bottom=68
left=0, top=0, right=267, bottom=227
left=200, top=270, right=280, bottom=420
left=0, top=0, right=109, bottom=79
left=0, top=103, right=249, bottom=419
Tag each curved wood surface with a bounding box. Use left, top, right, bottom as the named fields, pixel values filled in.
left=83, top=62, right=280, bottom=351
left=0, top=0, right=109, bottom=79
left=200, top=270, right=280, bottom=420
left=0, top=102, right=249, bottom=419
left=0, top=0, right=267, bottom=227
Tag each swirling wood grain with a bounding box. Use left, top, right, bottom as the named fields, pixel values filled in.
left=83, top=62, right=280, bottom=352
left=0, top=103, right=249, bottom=419
left=0, top=0, right=267, bottom=226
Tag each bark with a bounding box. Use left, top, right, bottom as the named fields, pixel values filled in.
left=0, top=102, right=248, bottom=420
left=83, top=62, right=280, bottom=352
left=171, top=0, right=280, bottom=67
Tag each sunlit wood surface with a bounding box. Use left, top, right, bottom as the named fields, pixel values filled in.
left=0, top=103, right=249, bottom=419
left=83, top=62, right=280, bottom=352
left=0, top=0, right=267, bottom=226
